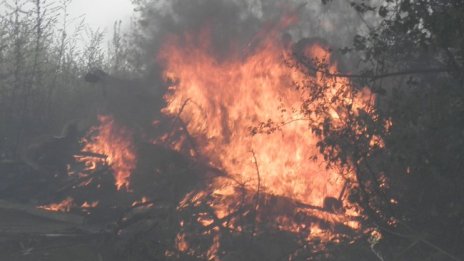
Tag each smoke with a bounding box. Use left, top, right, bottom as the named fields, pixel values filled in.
left=97, top=0, right=370, bottom=138
left=129, top=0, right=367, bottom=75
left=58, top=0, right=377, bottom=145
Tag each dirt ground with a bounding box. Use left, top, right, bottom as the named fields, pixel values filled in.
left=0, top=208, right=105, bottom=261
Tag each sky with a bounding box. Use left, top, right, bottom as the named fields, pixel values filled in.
left=0, top=0, right=135, bottom=47
left=68, top=0, right=134, bottom=34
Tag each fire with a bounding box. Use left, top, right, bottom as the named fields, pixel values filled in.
left=158, top=16, right=372, bottom=208
left=176, top=233, right=189, bottom=253
left=81, top=201, right=99, bottom=208
left=80, top=115, right=137, bottom=190
left=131, top=196, right=154, bottom=208
left=38, top=197, right=74, bottom=212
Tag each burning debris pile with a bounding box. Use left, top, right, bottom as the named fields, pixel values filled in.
left=0, top=4, right=387, bottom=261
left=148, top=13, right=382, bottom=259
left=78, top=115, right=137, bottom=191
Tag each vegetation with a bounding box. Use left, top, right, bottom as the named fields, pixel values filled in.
left=0, top=0, right=463, bottom=260
left=0, top=0, right=127, bottom=158
left=311, top=0, right=464, bottom=260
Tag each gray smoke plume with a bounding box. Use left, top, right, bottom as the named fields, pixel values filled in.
left=96, top=0, right=371, bottom=135
left=128, top=0, right=368, bottom=76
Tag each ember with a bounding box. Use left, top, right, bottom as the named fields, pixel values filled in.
left=38, top=197, right=74, bottom=212
left=131, top=196, right=154, bottom=208
left=81, top=201, right=99, bottom=208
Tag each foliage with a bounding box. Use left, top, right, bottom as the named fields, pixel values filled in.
left=0, top=0, right=126, bottom=158
left=312, top=0, right=464, bottom=260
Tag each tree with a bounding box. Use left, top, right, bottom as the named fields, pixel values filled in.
left=311, top=0, right=464, bottom=260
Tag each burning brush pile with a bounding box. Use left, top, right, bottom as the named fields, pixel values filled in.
left=0, top=5, right=388, bottom=261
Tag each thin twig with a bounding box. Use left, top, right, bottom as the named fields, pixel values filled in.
left=168, top=98, right=191, bottom=132
left=325, top=67, right=451, bottom=80
left=250, top=150, right=261, bottom=210
left=167, top=98, right=206, bottom=156
left=301, top=58, right=450, bottom=80
left=250, top=150, right=261, bottom=239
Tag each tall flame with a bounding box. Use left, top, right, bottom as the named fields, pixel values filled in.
left=157, top=18, right=371, bottom=207
left=81, top=115, right=137, bottom=190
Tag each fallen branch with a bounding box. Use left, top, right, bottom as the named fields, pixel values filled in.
left=0, top=199, right=83, bottom=225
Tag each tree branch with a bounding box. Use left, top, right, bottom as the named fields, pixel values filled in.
left=300, top=58, right=451, bottom=80
left=319, top=67, right=451, bottom=80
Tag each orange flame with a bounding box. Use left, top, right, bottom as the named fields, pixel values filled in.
left=158, top=22, right=371, bottom=208
left=176, top=232, right=189, bottom=253
left=81, top=201, right=99, bottom=208
left=81, top=115, right=137, bottom=190
left=131, top=196, right=154, bottom=208
left=38, top=197, right=74, bottom=212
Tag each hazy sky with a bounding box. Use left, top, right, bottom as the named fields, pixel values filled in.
left=68, top=0, right=134, bottom=33
left=0, top=0, right=135, bottom=40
